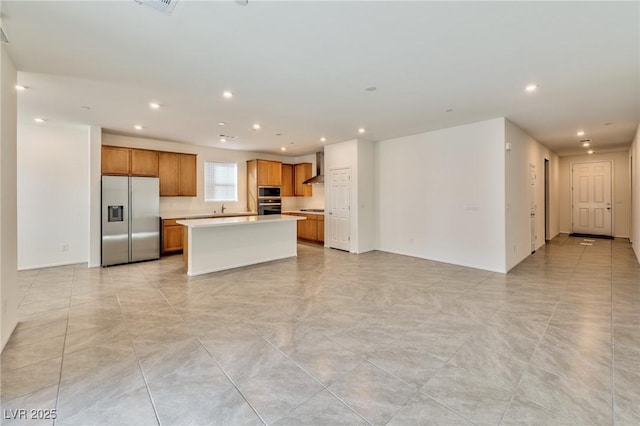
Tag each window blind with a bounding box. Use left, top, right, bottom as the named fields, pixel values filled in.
left=204, top=161, right=238, bottom=202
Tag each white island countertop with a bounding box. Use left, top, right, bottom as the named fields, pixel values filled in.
left=177, top=214, right=304, bottom=228
left=177, top=214, right=305, bottom=276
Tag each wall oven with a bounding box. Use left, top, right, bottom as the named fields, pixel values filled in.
left=258, top=198, right=282, bottom=215
left=258, top=186, right=281, bottom=198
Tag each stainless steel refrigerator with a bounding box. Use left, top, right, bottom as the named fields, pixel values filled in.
left=102, top=176, right=160, bottom=266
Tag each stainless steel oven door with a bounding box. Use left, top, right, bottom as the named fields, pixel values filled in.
left=258, top=203, right=282, bottom=215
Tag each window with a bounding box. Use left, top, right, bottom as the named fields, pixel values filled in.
left=204, top=161, right=238, bottom=202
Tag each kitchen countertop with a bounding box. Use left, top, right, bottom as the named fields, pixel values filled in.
left=161, top=211, right=256, bottom=220
left=177, top=214, right=304, bottom=228
left=284, top=210, right=325, bottom=215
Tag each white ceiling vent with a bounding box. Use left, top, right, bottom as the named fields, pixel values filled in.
left=135, top=0, right=178, bottom=15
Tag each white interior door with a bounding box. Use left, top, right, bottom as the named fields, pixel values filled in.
left=572, top=161, right=612, bottom=236
left=327, top=168, right=351, bottom=251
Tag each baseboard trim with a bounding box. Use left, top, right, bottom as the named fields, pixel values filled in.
left=18, top=259, right=87, bottom=271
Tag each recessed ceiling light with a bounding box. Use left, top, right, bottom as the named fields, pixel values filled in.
left=582, top=142, right=590, bottom=147
left=320, top=137, right=326, bottom=142
left=134, top=125, right=143, bottom=130
left=587, top=150, right=595, bottom=154
left=604, top=122, right=613, bottom=126
left=220, top=138, right=226, bottom=143
left=236, top=0, right=248, bottom=5
left=276, top=133, right=282, bottom=137
left=577, top=131, right=585, bottom=136
left=252, top=124, right=261, bottom=130
left=525, top=84, right=538, bottom=92
left=358, top=128, right=365, bottom=134
left=15, top=85, right=26, bottom=91
left=218, top=122, right=226, bottom=126
left=365, top=86, right=377, bottom=92
left=149, top=102, right=160, bottom=109
left=445, top=109, right=453, bottom=113
left=222, top=91, right=233, bottom=99
left=81, top=106, right=91, bottom=110
left=280, top=147, right=286, bottom=151
left=34, top=118, right=44, bottom=123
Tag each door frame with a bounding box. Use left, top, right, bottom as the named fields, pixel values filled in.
left=544, top=158, right=550, bottom=241
left=570, top=159, right=614, bottom=236
left=326, top=166, right=351, bottom=252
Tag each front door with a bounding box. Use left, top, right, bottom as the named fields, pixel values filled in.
left=572, top=161, right=612, bottom=236
left=327, top=168, right=351, bottom=251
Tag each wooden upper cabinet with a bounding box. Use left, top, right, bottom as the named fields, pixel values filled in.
left=159, top=152, right=197, bottom=197
left=294, top=163, right=313, bottom=197
left=281, top=164, right=294, bottom=196
left=130, top=149, right=159, bottom=176
left=101, top=146, right=130, bottom=175
left=178, top=154, right=197, bottom=197
left=159, top=152, right=180, bottom=196
left=256, top=160, right=282, bottom=186
left=102, top=146, right=159, bottom=177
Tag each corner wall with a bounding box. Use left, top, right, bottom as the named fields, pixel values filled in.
left=558, top=151, right=631, bottom=237
left=1, top=42, right=18, bottom=351
left=377, top=118, right=506, bottom=272
left=630, top=124, right=640, bottom=262
left=17, top=123, right=90, bottom=270
left=505, top=120, right=560, bottom=271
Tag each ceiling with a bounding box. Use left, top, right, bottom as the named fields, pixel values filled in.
left=2, top=1, right=638, bottom=157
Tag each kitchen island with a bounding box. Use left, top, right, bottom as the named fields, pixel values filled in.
left=176, top=215, right=305, bottom=276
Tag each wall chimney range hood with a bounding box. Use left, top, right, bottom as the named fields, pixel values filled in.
left=303, top=152, right=324, bottom=185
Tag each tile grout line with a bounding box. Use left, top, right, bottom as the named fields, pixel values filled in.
left=609, top=239, right=616, bottom=426
left=51, top=268, right=74, bottom=426
left=239, top=308, right=373, bottom=425
left=496, top=235, right=574, bottom=426
left=112, top=267, right=163, bottom=426
left=149, top=275, right=268, bottom=426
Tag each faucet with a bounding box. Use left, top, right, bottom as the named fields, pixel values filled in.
left=221, top=204, right=226, bottom=214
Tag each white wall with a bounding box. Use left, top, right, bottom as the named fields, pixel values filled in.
left=505, top=119, right=560, bottom=271
left=559, top=151, right=630, bottom=237
left=630, top=124, right=640, bottom=262
left=88, top=126, right=101, bottom=267
left=17, top=123, right=90, bottom=270
left=1, top=41, right=19, bottom=351
left=324, top=139, right=376, bottom=254
left=357, top=139, right=376, bottom=253
left=377, top=118, right=506, bottom=273
left=102, top=133, right=290, bottom=216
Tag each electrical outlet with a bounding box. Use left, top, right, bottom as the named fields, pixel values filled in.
left=61, top=244, right=69, bottom=252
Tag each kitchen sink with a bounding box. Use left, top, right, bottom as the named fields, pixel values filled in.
left=300, top=208, right=324, bottom=212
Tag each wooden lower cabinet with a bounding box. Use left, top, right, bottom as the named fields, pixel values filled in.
left=162, top=219, right=184, bottom=254
left=298, top=216, right=318, bottom=241
left=317, top=215, right=324, bottom=243
left=289, top=213, right=324, bottom=243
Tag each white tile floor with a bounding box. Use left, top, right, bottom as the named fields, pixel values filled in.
left=1, top=234, right=639, bottom=425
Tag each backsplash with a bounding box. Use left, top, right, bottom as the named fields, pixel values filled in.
left=281, top=184, right=325, bottom=211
